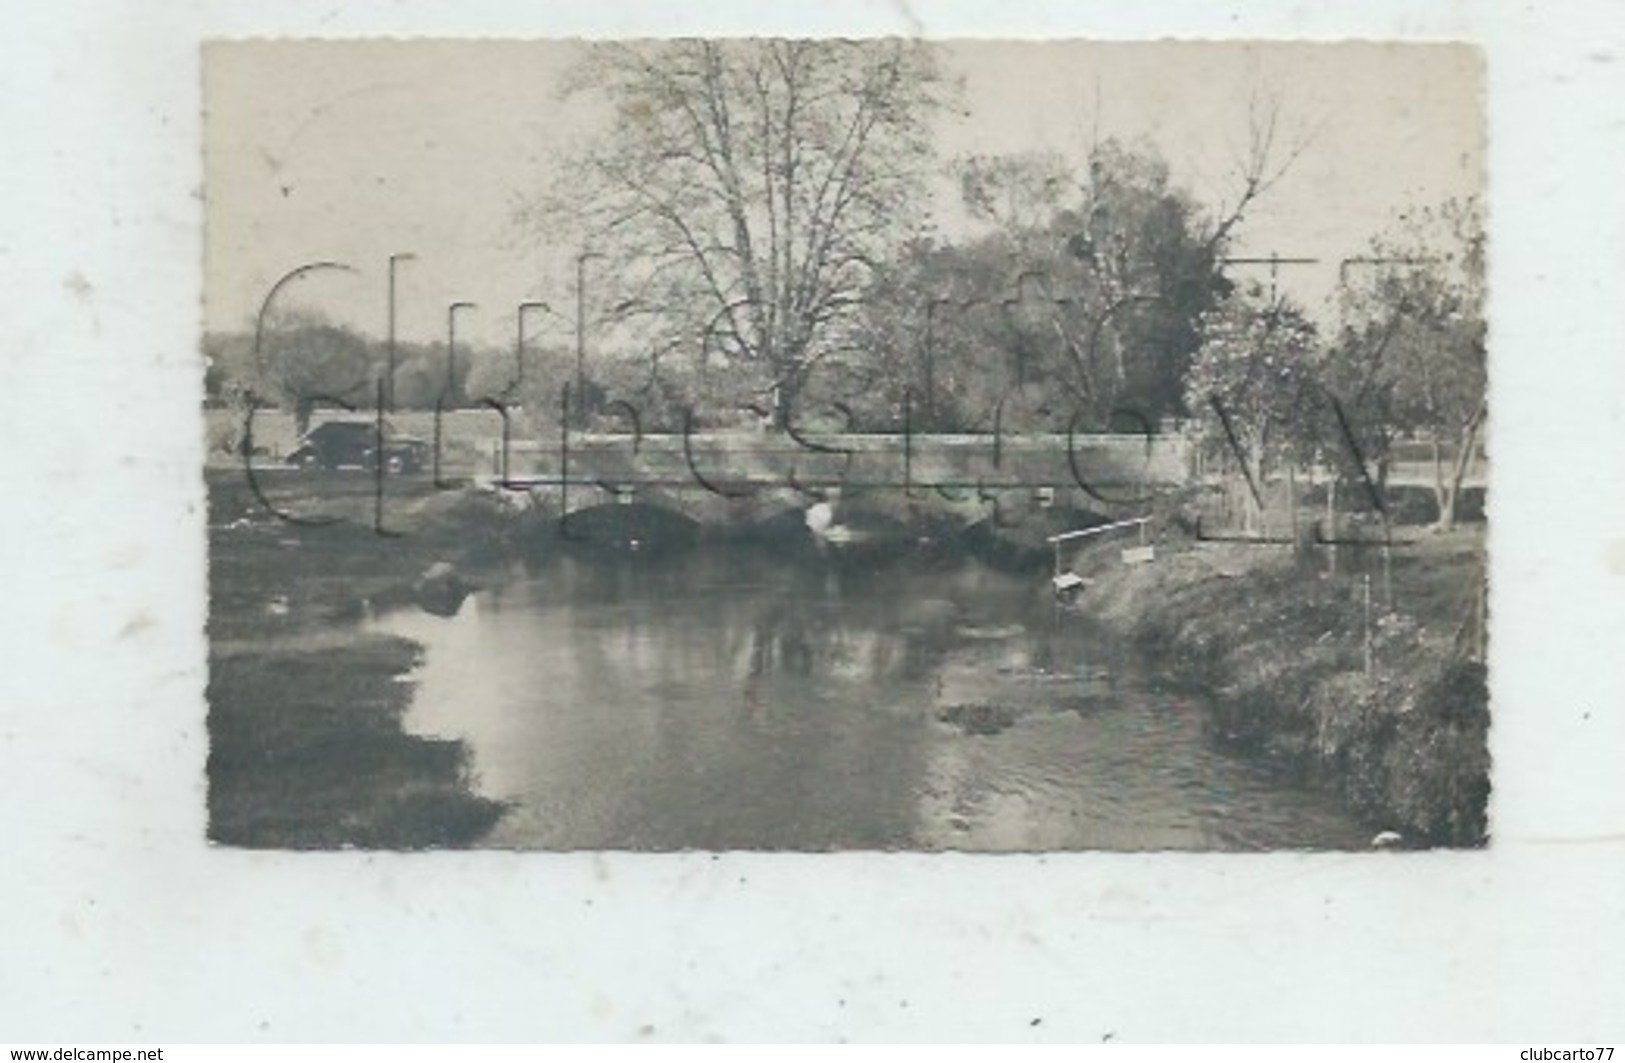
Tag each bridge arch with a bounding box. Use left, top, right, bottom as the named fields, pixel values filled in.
left=557, top=500, right=701, bottom=550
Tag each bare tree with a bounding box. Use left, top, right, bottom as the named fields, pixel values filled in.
left=537, top=39, right=955, bottom=426
left=1205, top=83, right=1321, bottom=253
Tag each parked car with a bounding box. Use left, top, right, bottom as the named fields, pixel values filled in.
left=286, top=418, right=430, bottom=473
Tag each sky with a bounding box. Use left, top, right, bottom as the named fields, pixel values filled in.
left=203, top=39, right=1483, bottom=349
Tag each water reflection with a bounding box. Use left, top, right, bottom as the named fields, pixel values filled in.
left=374, top=547, right=1372, bottom=850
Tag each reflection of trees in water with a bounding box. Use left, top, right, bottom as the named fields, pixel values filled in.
left=531, top=552, right=936, bottom=847
left=745, top=596, right=818, bottom=679
left=546, top=548, right=1054, bottom=726
left=737, top=577, right=958, bottom=693
left=488, top=548, right=1099, bottom=847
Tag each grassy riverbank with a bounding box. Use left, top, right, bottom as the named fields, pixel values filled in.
left=207, top=469, right=518, bottom=847
left=1074, top=523, right=1490, bottom=847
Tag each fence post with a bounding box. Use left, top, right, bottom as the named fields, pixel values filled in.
left=1363, top=573, right=1374, bottom=678
left=1326, top=480, right=1338, bottom=578
left=1287, top=462, right=1299, bottom=543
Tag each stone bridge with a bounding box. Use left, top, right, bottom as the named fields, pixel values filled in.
left=493, top=431, right=1192, bottom=535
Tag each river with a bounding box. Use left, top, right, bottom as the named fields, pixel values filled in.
left=372, top=543, right=1373, bottom=851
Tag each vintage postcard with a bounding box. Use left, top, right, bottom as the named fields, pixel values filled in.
left=203, top=38, right=1488, bottom=852
left=12, top=0, right=1625, bottom=1043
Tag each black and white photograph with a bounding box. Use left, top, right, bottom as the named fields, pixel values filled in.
left=7, top=0, right=1625, bottom=1044
left=203, top=38, right=1489, bottom=853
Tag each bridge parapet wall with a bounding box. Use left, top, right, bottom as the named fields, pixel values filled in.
left=499, top=432, right=1190, bottom=525
left=505, top=433, right=1188, bottom=486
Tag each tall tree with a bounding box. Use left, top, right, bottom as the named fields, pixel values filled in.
left=1046, top=141, right=1227, bottom=421
left=541, top=39, right=955, bottom=426
left=851, top=232, right=1025, bottom=431
left=858, top=140, right=1229, bottom=432
left=936, top=87, right=1313, bottom=429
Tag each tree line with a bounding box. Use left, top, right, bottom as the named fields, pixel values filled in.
left=209, top=40, right=1486, bottom=530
